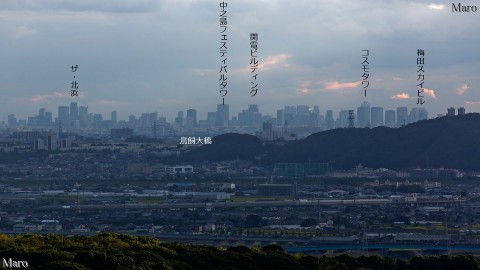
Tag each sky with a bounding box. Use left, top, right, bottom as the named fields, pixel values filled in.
left=0, top=0, right=479, bottom=122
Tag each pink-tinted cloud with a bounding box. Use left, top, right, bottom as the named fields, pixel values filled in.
left=325, top=81, right=360, bottom=90
left=240, top=53, right=292, bottom=73
left=390, top=93, right=410, bottom=99
left=95, top=99, right=123, bottom=105
left=456, top=83, right=469, bottom=95
left=29, top=91, right=85, bottom=103
left=297, top=80, right=314, bottom=94
left=258, top=53, right=292, bottom=69
left=392, top=77, right=403, bottom=81
left=422, top=88, right=436, bottom=99
left=465, top=101, right=480, bottom=105
left=296, top=80, right=360, bottom=95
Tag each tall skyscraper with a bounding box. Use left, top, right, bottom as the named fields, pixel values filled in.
left=370, top=107, right=384, bottom=127
left=175, top=111, right=184, bottom=127
left=79, top=106, right=89, bottom=128
left=111, top=111, right=117, bottom=128
left=207, top=112, right=216, bottom=128
left=93, top=114, right=103, bottom=128
left=409, top=107, right=428, bottom=123
left=248, top=104, right=261, bottom=128
left=186, top=109, right=197, bottom=128
left=338, top=110, right=349, bottom=128
left=458, top=107, right=466, bottom=115
left=396, top=107, right=408, bottom=127
left=58, top=106, right=70, bottom=131
left=44, top=112, right=53, bottom=127
left=357, top=101, right=370, bottom=128
left=276, top=109, right=284, bottom=127
left=284, top=106, right=296, bottom=124
left=325, top=110, right=334, bottom=130
left=70, top=102, right=78, bottom=120
left=385, top=110, right=396, bottom=128
left=37, top=108, right=46, bottom=127
left=46, top=132, right=58, bottom=151
left=216, top=104, right=229, bottom=127
left=128, top=114, right=136, bottom=129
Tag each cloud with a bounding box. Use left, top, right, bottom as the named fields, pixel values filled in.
left=14, top=25, right=37, bottom=38
left=29, top=92, right=85, bottom=103
left=30, top=92, right=67, bottom=103
left=422, top=88, right=436, bottom=98
left=427, top=3, right=445, bottom=10
left=239, top=53, right=292, bottom=73
left=456, top=83, right=469, bottom=95
left=465, top=101, right=480, bottom=105
left=297, top=80, right=314, bottom=94
left=325, top=81, right=360, bottom=91
left=94, top=99, right=123, bottom=105
left=258, top=54, right=292, bottom=70
left=390, top=93, right=410, bottom=99
left=0, top=0, right=158, bottom=13
left=392, top=77, right=403, bottom=81
left=296, top=80, right=360, bottom=95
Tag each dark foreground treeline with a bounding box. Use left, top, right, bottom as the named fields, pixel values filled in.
left=0, top=233, right=478, bottom=270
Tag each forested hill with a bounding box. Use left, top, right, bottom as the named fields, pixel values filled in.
left=179, top=133, right=265, bottom=162
left=0, top=233, right=478, bottom=270
left=179, top=114, right=480, bottom=170
left=270, top=113, right=480, bottom=170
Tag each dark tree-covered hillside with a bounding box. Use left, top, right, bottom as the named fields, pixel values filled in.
left=181, top=114, right=480, bottom=170
left=0, top=233, right=478, bottom=270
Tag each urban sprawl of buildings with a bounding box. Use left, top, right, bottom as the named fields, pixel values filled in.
left=2, top=102, right=467, bottom=144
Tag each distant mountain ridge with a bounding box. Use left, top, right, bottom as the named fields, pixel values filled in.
left=180, top=114, right=480, bottom=171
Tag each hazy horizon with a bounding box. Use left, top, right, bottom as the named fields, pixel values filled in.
left=1, top=0, right=478, bottom=121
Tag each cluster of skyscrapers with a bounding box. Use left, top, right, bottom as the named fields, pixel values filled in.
left=3, top=102, right=464, bottom=135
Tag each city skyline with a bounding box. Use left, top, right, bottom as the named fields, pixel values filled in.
left=3, top=101, right=468, bottom=130
left=1, top=1, right=479, bottom=120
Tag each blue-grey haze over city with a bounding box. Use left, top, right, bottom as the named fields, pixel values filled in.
left=2, top=1, right=480, bottom=267
left=0, top=0, right=479, bottom=122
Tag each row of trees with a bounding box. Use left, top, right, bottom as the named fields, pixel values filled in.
left=0, top=233, right=478, bottom=269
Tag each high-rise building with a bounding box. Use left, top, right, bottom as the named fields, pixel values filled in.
left=370, top=107, right=384, bottom=127
left=79, top=106, right=89, bottom=128
left=247, top=104, right=261, bottom=128
left=44, top=112, right=52, bottom=127
left=310, top=106, right=320, bottom=127
left=418, top=108, right=428, bottom=121
left=325, top=110, right=334, bottom=130
left=396, top=107, right=408, bottom=127
left=216, top=104, right=229, bottom=127
left=409, top=107, right=428, bottom=123
left=175, top=111, right=184, bottom=127
left=357, top=101, right=370, bottom=128
left=70, top=102, right=78, bottom=120
left=37, top=108, right=46, bottom=127
left=46, top=132, right=58, bottom=151
left=92, top=114, right=103, bottom=128
left=58, top=106, right=70, bottom=131
left=276, top=109, right=284, bottom=127
left=296, top=105, right=310, bottom=126
left=207, top=112, right=216, bottom=128
left=338, top=110, right=349, bottom=128
left=284, top=106, right=296, bottom=124
left=128, top=115, right=136, bottom=129
left=186, top=109, right=197, bottom=128
left=385, top=110, right=396, bottom=128
left=458, top=107, right=466, bottom=115
left=111, top=111, right=117, bottom=128
left=447, top=107, right=455, bottom=116
left=139, top=112, right=157, bottom=129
